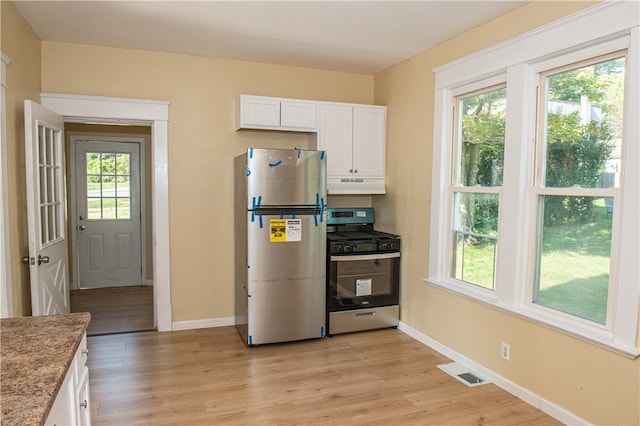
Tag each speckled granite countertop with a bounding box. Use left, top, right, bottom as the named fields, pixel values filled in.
left=1, top=312, right=91, bottom=426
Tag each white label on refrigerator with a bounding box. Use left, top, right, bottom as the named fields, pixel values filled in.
left=356, top=278, right=372, bottom=296
left=286, top=219, right=302, bottom=242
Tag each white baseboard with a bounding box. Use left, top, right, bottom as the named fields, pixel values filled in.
left=398, top=321, right=590, bottom=426
left=145, top=279, right=154, bottom=286
left=172, top=316, right=235, bottom=331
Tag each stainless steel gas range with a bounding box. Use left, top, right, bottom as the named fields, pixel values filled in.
left=326, top=208, right=400, bottom=335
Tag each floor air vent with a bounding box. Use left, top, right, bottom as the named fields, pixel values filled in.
left=437, top=362, right=489, bottom=387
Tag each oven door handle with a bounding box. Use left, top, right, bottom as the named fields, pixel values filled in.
left=330, top=252, right=400, bottom=262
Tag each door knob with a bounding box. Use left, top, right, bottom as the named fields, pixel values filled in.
left=21, top=256, right=32, bottom=265
left=79, top=225, right=86, bottom=231
left=37, top=255, right=50, bottom=265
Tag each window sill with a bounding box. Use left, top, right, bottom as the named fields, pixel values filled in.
left=424, top=277, right=640, bottom=360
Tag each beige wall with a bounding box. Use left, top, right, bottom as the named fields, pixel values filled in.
left=374, top=1, right=639, bottom=424
left=4, top=0, right=639, bottom=423
left=1, top=1, right=41, bottom=316
left=41, top=41, right=374, bottom=322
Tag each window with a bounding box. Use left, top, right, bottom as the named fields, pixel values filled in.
left=38, top=125, right=64, bottom=244
left=451, top=86, right=505, bottom=290
left=429, top=2, right=639, bottom=357
left=533, top=54, right=625, bottom=325
left=86, top=152, right=131, bottom=220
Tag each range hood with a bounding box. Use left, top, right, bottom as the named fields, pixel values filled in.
left=327, top=177, right=386, bottom=195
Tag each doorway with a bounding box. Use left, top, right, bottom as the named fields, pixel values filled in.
left=67, top=125, right=153, bottom=335
left=40, top=93, right=172, bottom=331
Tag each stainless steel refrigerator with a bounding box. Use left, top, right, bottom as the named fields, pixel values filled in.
left=234, top=148, right=327, bottom=345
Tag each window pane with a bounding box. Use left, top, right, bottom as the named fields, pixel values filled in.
left=116, top=198, right=131, bottom=219
left=102, top=198, right=116, bottom=219
left=101, top=153, right=116, bottom=175
left=544, top=56, right=625, bottom=188
left=534, top=196, right=612, bottom=324
left=458, top=87, right=506, bottom=187
left=101, top=175, right=115, bottom=197
left=116, top=176, right=130, bottom=197
left=452, top=192, right=499, bottom=289
left=87, top=198, right=102, bottom=219
left=115, top=153, right=130, bottom=176
left=86, top=153, right=100, bottom=175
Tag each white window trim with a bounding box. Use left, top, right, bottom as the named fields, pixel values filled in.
left=428, top=2, right=640, bottom=358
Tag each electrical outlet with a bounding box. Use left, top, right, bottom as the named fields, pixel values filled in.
left=501, top=342, right=511, bottom=360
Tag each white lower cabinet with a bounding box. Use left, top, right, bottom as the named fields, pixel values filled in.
left=45, top=333, right=91, bottom=426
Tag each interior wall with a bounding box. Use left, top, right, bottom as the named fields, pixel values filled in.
left=373, top=1, right=639, bottom=424
left=64, top=123, right=153, bottom=284
left=1, top=1, right=42, bottom=316
left=40, top=41, right=375, bottom=322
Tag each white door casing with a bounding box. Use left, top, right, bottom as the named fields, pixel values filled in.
left=73, top=139, right=143, bottom=288
left=40, top=93, right=171, bottom=331
left=24, top=100, right=70, bottom=316
left=1, top=52, right=12, bottom=318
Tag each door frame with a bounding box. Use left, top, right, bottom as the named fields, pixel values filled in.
left=1, top=53, right=12, bottom=318
left=70, top=135, right=147, bottom=290
left=41, top=93, right=172, bottom=331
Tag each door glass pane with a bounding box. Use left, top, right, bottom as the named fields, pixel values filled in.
left=534, top=196, right=612, bottom=324
left=116, top=153, right=130, bottom=175
left=48, top=205, right=55, bottom=242
left=101, top=175, right=115, bottom=197
left=101, top=153, right=115, bottom=174
left=102, top=198, right=116, bottom=219
left=46, top=129, right=54, bottom=166
left=39, top=166, right=47, bottom=204
left=116, top=176, right=130, bottom=197
left=452, top=192, right=499, bottom=290
left=87, top=198, right=102, bottom=219
left=86, top=152, right=131, bottom=220
left=40, top=206, right=47, bottom=244
left=117, top=198, right=131, bottom=219
left=543, top=56, right=625, bottom=189
left=86, top=153, right=100, bottom=175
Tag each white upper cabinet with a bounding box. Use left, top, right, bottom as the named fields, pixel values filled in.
left=318, top=102, right=386, bottom=194
left=237, top=94, right=387, bottom=194
left=237, top=95, right=317, bottom=131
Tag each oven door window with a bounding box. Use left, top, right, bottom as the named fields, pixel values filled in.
left=329, top=253, right=400, bottom=310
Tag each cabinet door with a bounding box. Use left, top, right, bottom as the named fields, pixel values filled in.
left=352, top=106, right=386, bottom=178
left=239, top=95, right=281, bottom=129
left=75, top=367, right=91, bottom=425
left=318, top=103, right=353, bottom=177
left=280, top=100, right=317, bottom=131
left=45, top=370, right=75, bottom=426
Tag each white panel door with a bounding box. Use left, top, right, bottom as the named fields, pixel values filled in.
left=24, top=100, right=69, bottom=315
left=75, top=140, right=142, bottom=288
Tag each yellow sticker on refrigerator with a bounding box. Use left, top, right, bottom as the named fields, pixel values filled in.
left=270, top=219, right=302, bottom=242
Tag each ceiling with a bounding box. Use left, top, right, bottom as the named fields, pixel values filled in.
left=13, top=1, right=530, bottom=74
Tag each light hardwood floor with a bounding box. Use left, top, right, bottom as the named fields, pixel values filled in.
left=87, top=327, right=561, bottom=425
left=71, top=286, right=154, bottom=336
